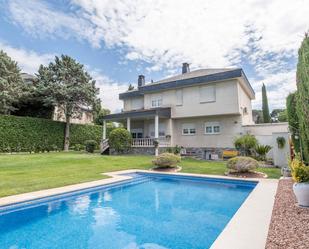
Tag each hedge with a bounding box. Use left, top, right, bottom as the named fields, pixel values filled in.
left=0, top=115, right=103, bottom=152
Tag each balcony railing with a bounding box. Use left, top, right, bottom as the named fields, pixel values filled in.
left=132, top=137, right=171, bottom=147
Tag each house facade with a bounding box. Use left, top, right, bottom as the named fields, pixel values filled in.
left=103, top=63, right=289, bottom=166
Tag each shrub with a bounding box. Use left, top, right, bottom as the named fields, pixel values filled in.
left=234, top=134, right=258, bottom=156
left=290, top=158, right=309, bottom=183
left=0, top=114, right=102, bottom=153
left=152, top=153, right=181, bottom=168
left=108, top=128, right=132, bottom=153
left=226, top=156, right=259, bottom=173
left=255, top=144, right=272, bottom=161
left=166, top=145, right=182, bottom=155
left=276, top=137, right=286, bottom=149
left=72, top=144, right=84, bottom=151
left=84, top=140, right=97, bottom=153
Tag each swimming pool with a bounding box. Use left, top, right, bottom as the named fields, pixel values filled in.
left=0, top=173, right=257, bottom=249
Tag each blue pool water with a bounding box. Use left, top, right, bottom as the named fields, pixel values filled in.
left=0, top=173, right=256, bottom=249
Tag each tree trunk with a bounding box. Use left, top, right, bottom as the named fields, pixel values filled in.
left=64, top=115, right=70, bottom=151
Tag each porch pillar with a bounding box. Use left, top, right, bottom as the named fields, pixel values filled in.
left=154, top=114, right=159, bottom=156
left=154, top=115, right=159, bottom=139
left=127, top=117, right=131, bottom=132
left=103, top=120, right=106, bottom=140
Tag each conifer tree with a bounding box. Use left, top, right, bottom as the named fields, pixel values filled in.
left=262, top=83, right=270, bottom=123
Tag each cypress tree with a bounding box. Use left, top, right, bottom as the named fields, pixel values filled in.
left=286, top=93, right=300, bottom=153
left=296, top=34, right=309, bottom=162
left=262, top=83, right=270, bottom=123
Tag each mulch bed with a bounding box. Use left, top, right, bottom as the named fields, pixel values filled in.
left=151, top=166, right=182, bottom=172
left=225, top=171, right=267, bottom=178
left=266, top=179, right=309, bottom=249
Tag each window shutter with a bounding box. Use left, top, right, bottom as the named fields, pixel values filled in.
left=199, top=85, right=216, bottom=103
left=176, top=89, right=183, bottom=106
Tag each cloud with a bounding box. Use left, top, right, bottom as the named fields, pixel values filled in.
left=86, top=69, right=127, bottom=112
left=6, top=0, right=309, bottom=109
left=0, top=42, right=54, bottom=73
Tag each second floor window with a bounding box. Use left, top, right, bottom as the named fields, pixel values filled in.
left=151, top=97, right=162, bottom=108
left=199, top=85, right=216, bottom=103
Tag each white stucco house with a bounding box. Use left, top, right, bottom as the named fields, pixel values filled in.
left=102, top=63, right=289, bottom=167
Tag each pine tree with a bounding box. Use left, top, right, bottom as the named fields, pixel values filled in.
left=36, top=55, right=99, bottom=151
left=0, top=50, right=24, bottom=114
left=286, top=93, right=300, bottom=153
left=262, top=83, right=270, bottom=123
left=296, top=34, right=309, bottom=162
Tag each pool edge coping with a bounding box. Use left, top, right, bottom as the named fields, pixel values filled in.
left=0, top=169, right=278, bottom=249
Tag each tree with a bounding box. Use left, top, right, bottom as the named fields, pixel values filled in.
left=128, top=84, right=134, bottom=91
left=0, top=50, right=24, bottom=114
left=270, top=109, right=287, bottom=122
left=296, top=34, right=309, bottom=162
left=94, top=108, right=111, bottom=125
left=262, top=83, right=270, bottom=123
left=287, top=93, right=300, bottom=154
left=36, top=55, right=99, bottom=151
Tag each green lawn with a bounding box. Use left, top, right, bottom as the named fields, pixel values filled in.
left=0, top=152, right=281, bottom=198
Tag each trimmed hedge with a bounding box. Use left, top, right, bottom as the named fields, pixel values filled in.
left=0, top=115, right=102, bottom=152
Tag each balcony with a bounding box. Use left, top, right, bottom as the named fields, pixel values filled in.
left=132, top=137, right=171, bottom=147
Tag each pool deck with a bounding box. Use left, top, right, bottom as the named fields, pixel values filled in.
left=0, top=170, right=278, bottom=249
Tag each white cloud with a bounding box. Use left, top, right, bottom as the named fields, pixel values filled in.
left=6, top=0, right=309, bottom=109
left=0, top=42, right=54, bottom=73
left=87, top=70, right=127, bottom=112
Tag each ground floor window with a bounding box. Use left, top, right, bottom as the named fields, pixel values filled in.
left=205, top=122, right=220, bottom=134
left=182, top=123, right=196, bottom=135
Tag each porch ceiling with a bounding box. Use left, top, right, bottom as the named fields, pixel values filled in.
left=103, top=107, right=171, bottom=121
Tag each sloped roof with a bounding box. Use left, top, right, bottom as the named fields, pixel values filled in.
left=154, top=68, right=238, bottom=85
left=119, top=68, right=255, bottom=99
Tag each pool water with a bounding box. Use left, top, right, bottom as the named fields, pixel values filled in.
left=0, top=174, right=256, bottom=249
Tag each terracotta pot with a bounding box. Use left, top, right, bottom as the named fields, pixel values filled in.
left=293, top=182, right=309, bottom=207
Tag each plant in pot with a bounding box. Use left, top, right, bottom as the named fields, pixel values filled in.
left=290, top=157, right=309, bottom=207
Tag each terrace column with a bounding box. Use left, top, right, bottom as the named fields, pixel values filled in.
left=103, top=120, right=106, bottom=140
left=127, top=117, right=131, bottom=132
left=154, top=114, right=159, bottom=156
left=155, top=115, right=159, bottom=139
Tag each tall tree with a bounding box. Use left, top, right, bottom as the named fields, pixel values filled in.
left=0, top=50, right=24, bottom=114
left=286, top=93, right=300, bottom=154
left=262, top=83, right=270, bottom=123
left=36, top=55, right=99, bottom=151
left=296, top=34, right=309, bottom=162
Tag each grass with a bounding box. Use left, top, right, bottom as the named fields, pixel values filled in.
left=0, top=152, right=281, bottom=197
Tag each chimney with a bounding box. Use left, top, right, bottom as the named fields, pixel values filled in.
left=138, top=75, right=145, bottom=88
left=182, top=63, right=190, bottom=74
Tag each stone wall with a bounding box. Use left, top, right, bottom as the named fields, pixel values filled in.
left=110, top=146, right=234, bottom=160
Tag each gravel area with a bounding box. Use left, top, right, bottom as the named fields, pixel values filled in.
left=266, top=179, right=309, bottom=249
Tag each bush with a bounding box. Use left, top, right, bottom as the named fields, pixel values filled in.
left=166, top=145, right=182, bottom=155
left=108, top=128, right=132, bottom=153
left=152, top=153, right=181, bottom=168
left=290, top=158, right=309, bottom=183
left=226, top=156, right=259, bottom=173
left=72, top=144, right=84, bottom=151
left=0, top=114, right=102, bottom=153
left=84, top=140, right=97, bottom=153
left=234, top=134, right=258, bottom=156
left=255, top=144, right=272, bottom=161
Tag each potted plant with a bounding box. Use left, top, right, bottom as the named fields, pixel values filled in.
left=290, top=157, right=309, bottom=207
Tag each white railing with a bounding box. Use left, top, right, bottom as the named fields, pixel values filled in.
left=131, top=137, right=171, bottom=147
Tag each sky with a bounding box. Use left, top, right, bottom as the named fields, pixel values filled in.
left=0, top=0, right=308, bottom=113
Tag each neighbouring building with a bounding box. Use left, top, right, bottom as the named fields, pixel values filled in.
left=102, top=63, right=289, bottom=167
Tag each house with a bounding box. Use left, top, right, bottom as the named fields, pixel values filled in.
left=102, top=63, right=289, bottom=166
left=21, top=73, right=94, bottom=125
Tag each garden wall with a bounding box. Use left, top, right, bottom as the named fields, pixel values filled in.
left=0, top=115, right=102, bottom=152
